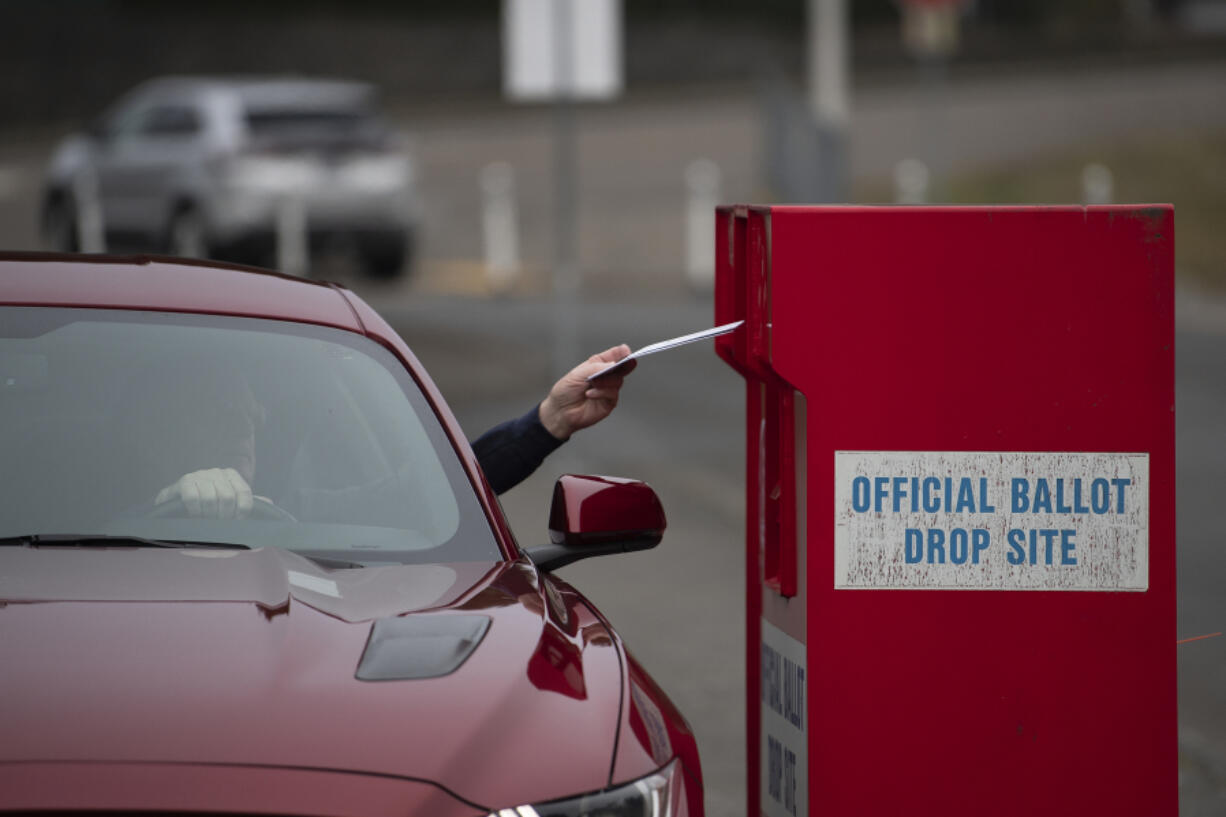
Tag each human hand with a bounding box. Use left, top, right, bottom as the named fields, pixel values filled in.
left=538, top=344, right=636, bottom=441
left=155, top=467, right=253, bottom=519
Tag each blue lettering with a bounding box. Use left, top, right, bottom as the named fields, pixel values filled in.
left=955, top=478, right=975, bottom=512
left=1040, top=528, right=1057, bottom=564
left=782, top=656, right=805, bottom=728
left=1061, top=529, right=1077, bottom=565
left=767, top=736, right=782, bottom=803
left=763, top=644, right=782, bottom=715
left=1004, top=528, right=1080, bottom=565
left=972, top=529, right=990, bottom=564
left=911, top=477, right=920, bottom=512
left=1112, top=478, right=1131, bottom=513
left=905, top=529, right=923, bottom=563
left=1007, top=529, right=1025, bottom=564
left=1072, top=479, right=1089, bottom=514
left=851, top=477, right=870, bottom=512
left=1033, top=480, right=1053, bottom=513
left=949, top=528, right=969, bottom=564
left=1091, top=478, right=1110, bottom=513
left=922, top=477, right=941, bottom=512
left=1055, top=479, right=1072, bottom=513
left=1011, top=478, right=1029, bottom=512
left=782, top=657, right=791, bottom=722
left=944, top=477, right=953, bottom=512
left=874, top=476, right=889, bottom=513
left=892, top=476, right=908, bottom=512
left=927, top=528, right=946, bottom=564
left=783, top=746, right=798, bottom=816
left=979, top=478, right=996, bottom=513
left=794, top=666, right=806, bottom=728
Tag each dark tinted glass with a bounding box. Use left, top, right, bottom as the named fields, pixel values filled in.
left=140, top=105, right=203, bottom=137
left=244, top=108, right=387, bottom=149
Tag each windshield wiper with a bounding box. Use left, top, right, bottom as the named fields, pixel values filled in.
left=289, top=552, right=369, bottom=570
left=0, top=534, right=251, bottom=551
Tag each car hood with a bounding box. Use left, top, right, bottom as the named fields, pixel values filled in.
left=0, top=545, right=625, bottom=811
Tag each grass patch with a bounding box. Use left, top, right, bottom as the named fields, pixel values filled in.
left=855, top=131, right=1226, bottom=292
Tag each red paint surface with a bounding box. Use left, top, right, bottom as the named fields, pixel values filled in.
left=715, top=207, right=763, bottom=816
left=548, top=474, right=667, bottom=545
left=0, top=762, right=478, bottom=816
left=0, top=253, right=362, bottom=331
left=721, top=206, right=1176, bottom=816
left=0, top=559, right=636, bottom=810
left=1, top=253, right=700, bottom=814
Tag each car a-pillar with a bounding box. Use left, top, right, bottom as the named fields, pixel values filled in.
left=716, top=205, right=1176, bottom=817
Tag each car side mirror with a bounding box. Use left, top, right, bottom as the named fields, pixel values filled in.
left=525, top=474, right=666, bottom=572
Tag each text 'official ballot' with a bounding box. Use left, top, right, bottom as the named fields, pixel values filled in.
left=834, top=451, right=1149, bottom=590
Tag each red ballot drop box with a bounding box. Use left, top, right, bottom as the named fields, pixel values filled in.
left=715, top=206, right=1176, bottom=817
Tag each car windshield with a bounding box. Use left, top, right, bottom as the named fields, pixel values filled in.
left=0, top=307, right=500, bottom=565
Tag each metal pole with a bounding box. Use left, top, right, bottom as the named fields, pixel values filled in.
left=920, top=54, right=950, bottom=203
left=1081, top=163, right=1114, bottom=205
left=276, top=194, right=309, bottom=278
left=807, top=0, right=850, bottom=202
left=481, top=160, right=521, bottom=294
left=73, top=166, right=106, bottom=253
left=684, top=158, right=721, bottom=291
left=893, top=158, right=931, bottom=204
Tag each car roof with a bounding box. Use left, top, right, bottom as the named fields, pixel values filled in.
left=137, top=75, right=376, bottom=110
left=0, top=253, right=366, bottom=333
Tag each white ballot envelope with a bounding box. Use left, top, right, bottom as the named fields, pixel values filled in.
left=586, top=320, right=744, bottom=381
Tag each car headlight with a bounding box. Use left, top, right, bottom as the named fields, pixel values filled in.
left=489, top=761, right=681, bottom=817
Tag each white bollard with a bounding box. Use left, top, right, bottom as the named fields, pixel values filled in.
left=276, top=195, right=309, bottom=278
left=1081, top=163, right=1114, bottom=205
left=73, top=167, right=106, bottom=253
left=480, top=161, right=520, bottom=294
left=894, top=158, right=930, bottom=205
left=684, top=158, right=721, bottom=291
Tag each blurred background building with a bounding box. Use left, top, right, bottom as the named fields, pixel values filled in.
left=2, top=0, right=1224, bottom=294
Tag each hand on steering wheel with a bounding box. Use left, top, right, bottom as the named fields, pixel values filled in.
left=148, top=494, right=297, bottom=522
left=153, top=468, right=295, bottom=521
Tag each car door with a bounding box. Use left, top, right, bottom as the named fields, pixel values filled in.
left=94, top=102, right=208, bottom=242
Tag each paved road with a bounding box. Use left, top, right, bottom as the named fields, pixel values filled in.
left=368, top=288, right=1226, bottom=817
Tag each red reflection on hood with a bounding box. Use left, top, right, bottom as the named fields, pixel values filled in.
left=528, top=622, right=587, bottom=700
left=1, top=553, right=628, bottom=811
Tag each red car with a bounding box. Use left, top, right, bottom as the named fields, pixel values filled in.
left=0, top=254, right=703, bottom=817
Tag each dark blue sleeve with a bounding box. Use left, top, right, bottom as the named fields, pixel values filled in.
left=471, top=404, right=565, bottom=495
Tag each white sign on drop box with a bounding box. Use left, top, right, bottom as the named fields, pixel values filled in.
left=761, top=620, right=807, bottom=817
left=834, top=451, right=1149, bottom=591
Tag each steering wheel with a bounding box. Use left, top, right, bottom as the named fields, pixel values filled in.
left=145, top=495, right=298, bottom=523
